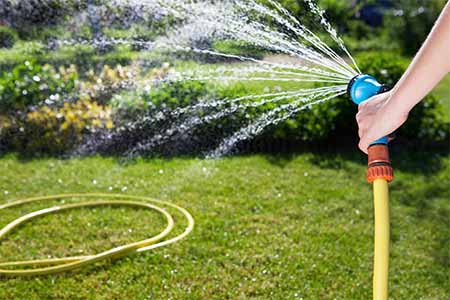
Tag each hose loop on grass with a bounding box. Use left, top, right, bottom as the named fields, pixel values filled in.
left=0, top=193, right=194, bottom=277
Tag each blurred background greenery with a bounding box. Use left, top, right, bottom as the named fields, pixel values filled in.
left=0, top=0, right=448, bottom=156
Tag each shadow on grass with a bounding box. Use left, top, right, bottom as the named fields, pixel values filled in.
left=258, top=138, right=449, bottom=174
left=2, top=135, right=448, bottom=172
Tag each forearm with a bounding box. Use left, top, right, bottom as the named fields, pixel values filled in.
left=389, top=1, right=450, bottom=113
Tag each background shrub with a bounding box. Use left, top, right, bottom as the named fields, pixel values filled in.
left=144, top=80, right=210, bottom=111
left=212, top=41, right=266, bottom=61
left=0, top=61, right=78, bottom=112
left=259, top=0, right=447, bottom=55
left=80, top=64, right=137, bottom=105
left=3, top=99, right=112, bottom=155
left=383, top=0, right=446, bottom=56
left=0, top=0, right=76, bottom=39
left=86, top=80, right=251, bottom=156
left=0, top=1, right=448, bottom=156
left=0, top=26, right=18, bottom=49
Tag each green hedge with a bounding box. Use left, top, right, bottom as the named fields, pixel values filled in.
left=0, top=44, right=136, bottom=74
left=212, top=40, right=266, bottom=60
left=384, top=0, right=446, bottom=56
left=1, top=51, right=448, bottom=157
left=0, top=60, right=78, bottom=113
left=0, top=0, right=81, bottom=40
left=0, top=27, right=18, bottom=49
left=105, top=52, right=448, bottom=156
left=257, top=0, right=447, bottom=55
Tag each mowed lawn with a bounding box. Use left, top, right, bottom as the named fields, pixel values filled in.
left=0, top=149, right=448, bottom=300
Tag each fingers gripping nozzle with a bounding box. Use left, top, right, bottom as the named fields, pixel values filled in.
left=347, top=74, right=394, bottom=183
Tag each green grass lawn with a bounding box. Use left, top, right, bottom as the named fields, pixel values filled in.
left=0, top=149, right=448, bottom=299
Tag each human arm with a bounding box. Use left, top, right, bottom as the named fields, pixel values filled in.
left=357, top=1, right=450, bottom=153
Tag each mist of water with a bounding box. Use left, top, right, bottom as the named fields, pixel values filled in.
left=39, top=0, right=361, bottom=157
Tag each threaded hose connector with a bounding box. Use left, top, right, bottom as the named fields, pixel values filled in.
left=366, top=144, right=394, bottom=183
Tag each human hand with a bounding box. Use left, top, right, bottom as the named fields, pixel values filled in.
left=356, top=92, right=409, bottom=154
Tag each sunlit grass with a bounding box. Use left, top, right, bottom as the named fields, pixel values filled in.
left=0, top=150, right=448, bottom=299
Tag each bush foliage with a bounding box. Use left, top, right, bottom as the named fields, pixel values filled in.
left=1, top=53, right=447, bottom=157
left=265, top=0, right=446, bottom=55
left=0, top=60, right=78, bottom=112
left=0, top=1, right=448, bottom=156
left=384, top=0, right=446, bottom=55
left=0, top=26, right=18, bottom=49
left=3, top=99, right=112, bottom=154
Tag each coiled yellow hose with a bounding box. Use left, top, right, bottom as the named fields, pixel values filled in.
left=0, top=193, right=194, bottom=277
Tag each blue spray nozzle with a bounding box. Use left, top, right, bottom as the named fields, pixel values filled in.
left=348, top=74, right=389, bottom=145
left=348, top=74, right=384, bottom=105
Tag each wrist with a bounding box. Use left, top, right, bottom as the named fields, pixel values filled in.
left=385, top=92, right=413, bottom=117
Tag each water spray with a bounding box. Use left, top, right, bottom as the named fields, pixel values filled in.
left=348, top=74, right=394, bottom=300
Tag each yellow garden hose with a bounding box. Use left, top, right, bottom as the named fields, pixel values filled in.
left=372, top=179, right=390, bottom=300
left=348, top=74, right=394, bottom=299
left=0, top=193, right=194, bottom=277
left=366, top=144, right=394, bottom=300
